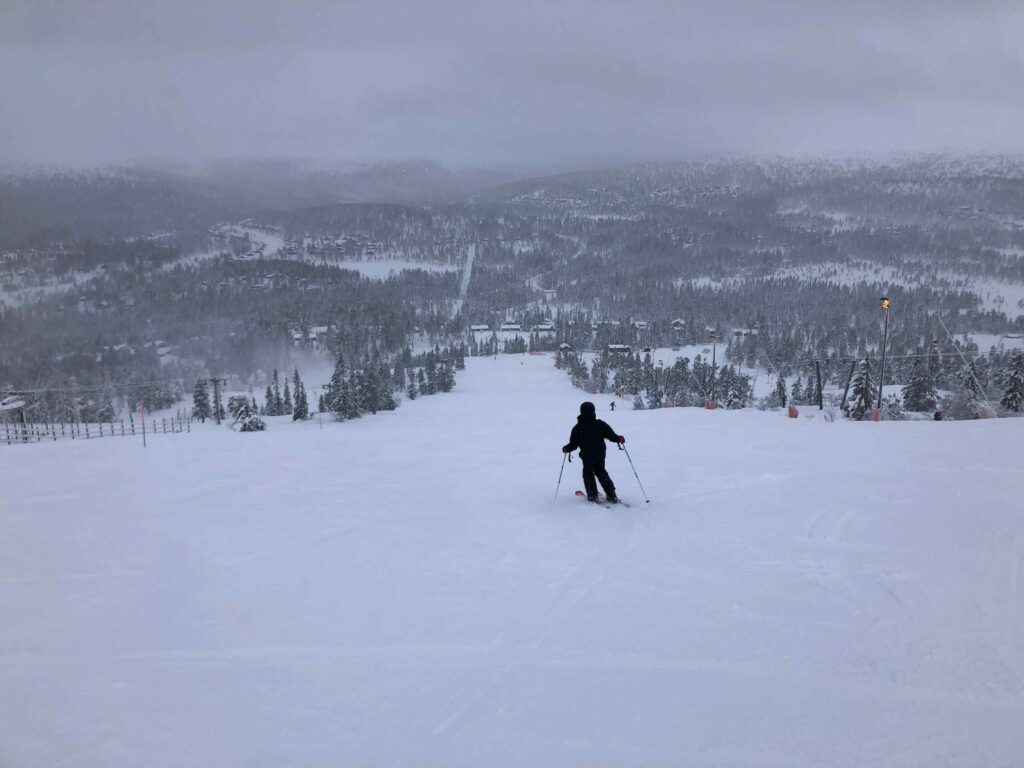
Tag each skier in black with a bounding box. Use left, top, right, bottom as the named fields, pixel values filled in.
left=562, top=401, right=624, bottom=503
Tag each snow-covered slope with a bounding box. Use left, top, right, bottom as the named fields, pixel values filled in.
left=2, top=354, right=1023, bottom=767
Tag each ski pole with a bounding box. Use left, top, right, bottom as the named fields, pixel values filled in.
left=619, top=444, right=650, bottom=503
left=554, top=451, right=568, bottom=501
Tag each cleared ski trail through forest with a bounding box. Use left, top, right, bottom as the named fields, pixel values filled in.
left=2, top=353, right=1024, bottom=767
left=450, top=242, right=475, bottom=318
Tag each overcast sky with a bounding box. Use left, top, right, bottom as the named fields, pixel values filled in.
left=2, top=0, right=1022, bottom=167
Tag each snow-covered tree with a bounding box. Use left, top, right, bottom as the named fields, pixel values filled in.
left=282, top=381, right=293, bottom=416
left=790, top=376, right=803, bottom=405
left=883, top=394, right=904, bottom=421
left=726, top=368, right=749, bottom=409
left=902, top=358, right=938, bottom=412
left=271, top=369, right=282, bottom=415
left=227, top=395, right=266, bottom=432
left=846, top=357, right=876, bottom=420
left=803, top=377, right=818, bottom=405
left=406, top=369, right=418, bottom=401
left=1000, top=351, right=1024, bottom=413
left=192, top=379, right=211, bottom=422
left=773, top=376, right=788, bottom=408
left=324, top=354, right=347, bottom=415
left=291, top=369, right=308, bottom=421
left=957, top=359, right=987, bottom=418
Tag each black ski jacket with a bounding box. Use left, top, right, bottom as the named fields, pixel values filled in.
left=564, top=414, right=620, bottom=461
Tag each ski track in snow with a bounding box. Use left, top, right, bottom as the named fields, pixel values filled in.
left=2, top=353, right=1024, bottom=767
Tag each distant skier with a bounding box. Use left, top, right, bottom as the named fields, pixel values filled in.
left=562, top=401, right=624, bottom=503
left=610, top=401, right=616, bottom=411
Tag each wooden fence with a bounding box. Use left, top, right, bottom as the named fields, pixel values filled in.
left=2, top=416, right=192, bottom=445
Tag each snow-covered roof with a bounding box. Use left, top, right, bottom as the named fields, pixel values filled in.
left=0, top=396, right=26, bottom=412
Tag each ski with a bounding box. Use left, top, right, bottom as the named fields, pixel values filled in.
left=575, top=490, right=631, bottom=508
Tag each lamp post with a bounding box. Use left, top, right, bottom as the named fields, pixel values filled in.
left=710, top=329, right=718, bottom=405
left=876, top=297, right=891, bottom=415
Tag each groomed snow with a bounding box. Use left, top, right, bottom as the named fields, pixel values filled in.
left=2, top=354, right=1023, bottom=767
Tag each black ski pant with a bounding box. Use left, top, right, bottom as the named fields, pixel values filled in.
left=582, top=456, right=616, bottom=499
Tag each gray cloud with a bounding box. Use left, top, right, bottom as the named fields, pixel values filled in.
left=1, top=0, right=1022, bottom=166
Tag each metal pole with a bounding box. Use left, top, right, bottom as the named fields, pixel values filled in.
left=212, top=378, right=223, bottom=425
left=710, top=330, right=717, bottom=404
left=619, top=444, right=650, bottom=504
left=554, top=451, right=569, bottom=501
left=877, top=298, right=891, bottom=411
left=840, top=360, right=857, bottom=410
left=815, top=360, right=824, bottom=410
left=141, top=400, right=147, bottom=448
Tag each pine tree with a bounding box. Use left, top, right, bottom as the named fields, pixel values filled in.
left=417, top=368, right=427, bottom=397
left=227, top=395, right=266, bottom=432
left=325, top=354, right=347, bottom=415
left=790, top=376, right=803, bottom=405
left=192, top=379, right=211, bottom=422
left=359, top=365, right=380, bottom=414
left=846, top=357, right=876, bottom=420
left=406, top=369, right=418, bottom=401
left=1000, top=351, right=1024, bottom=412
left=282, top=381, right=293, bottom=415
left=958, top=360, right=986, bottom=418
left=902, top=358, right=938, bottom=412
left=773, top=376, right=788, bottom=408
left=291, top=369, right=308, bottom=421
left=727, top=369, right=749, bottom=409
left=271, top=369, right=282, bottom=415
left=804, top=377, right=818, bottom=406
left=264, top=385, right=276, bottom=416
left=377, top=361, right=397, bottom=411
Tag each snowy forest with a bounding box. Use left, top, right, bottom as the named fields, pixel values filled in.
left=3, top=156, right=1024, bottom=424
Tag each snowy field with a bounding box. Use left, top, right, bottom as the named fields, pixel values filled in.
left=335, top=259, right=460, bottom=279
left=3, top=354, right=1024, bottom=767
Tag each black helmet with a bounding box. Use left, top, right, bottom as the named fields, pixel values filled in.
left=580, top=401, right=596, bottom=416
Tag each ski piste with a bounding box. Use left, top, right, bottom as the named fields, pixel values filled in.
left=575, top=490, right=632, bottom=508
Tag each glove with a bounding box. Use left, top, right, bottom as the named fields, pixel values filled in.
left=617, top=435, right=626, bottom=444
left=562, top=444, right=572, bottom=453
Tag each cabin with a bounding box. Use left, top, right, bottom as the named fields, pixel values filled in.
left=558, top=343, right=575, bottom=352
left=533, top=323, right=555, bottom=334
left=607, top=344, right=632, bottom=354
left=291, top=326, right=330, bottom=351
left=671, top=318, right=686, bottom=330
left=469, top=324, right=490, bottom=332
left=0, top=395, right=28, bottom=442
left=500, top=323, right=522, bottom=332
